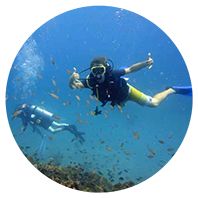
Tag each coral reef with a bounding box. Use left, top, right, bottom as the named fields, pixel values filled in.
left=27, top=155, right=135, bottom=192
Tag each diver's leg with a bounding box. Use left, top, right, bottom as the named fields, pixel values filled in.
left=48, top=122, right=75, bottom=134
left=126, top=85, right=175, bottom=108
left=149, top=88, right=175, bottom=107
left=51, top=121, right=69, bottom=128
left=48, top=123, right=85, bottom=143
left=48, top=126, right=69, bottom=134
left=126, top=84, right=150, bottom=106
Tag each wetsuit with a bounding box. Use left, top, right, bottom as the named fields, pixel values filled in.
left=81, top=68, right=152, bottom=107
left=81, top=69, right=128, bottom=106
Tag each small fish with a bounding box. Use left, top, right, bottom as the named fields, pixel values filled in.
left=168, top=134, right=173, bottom=139
left=52, top=78, right=57, bottom=87
left=56, top=88, right=60, bottom=93
left=148, top=148, right=156, bottom=155
left=113, top=165, right=116, bottom=171
left=104, top=109, right=108, bottom=114
left=85, top=156, right=89, bottom=160
left=120, top=142, right=125, bottom=148
left=106, top=146, right=111, bottom=151
left=133, top=132, right=140, bottom=139
left=89, top=95, right=95, bottom=100
left=109, top=104, right=114, bottom=110
left=25, top=146, right=31, bottom=149
left=62, top=102, right=67, bottom=106
left=12, top=110, right=22, bottom=116
left=119, top=177, right=124, bottom=181
left=100, top=140, right=105, bottom=144
left=125, top=151, right=131, bottom=155
left=48, top=93, right=59, bottom=99
left=30, top=91, right=35, bottom=97
left=41, top=101, right=45, bottom=105
left=136, top=177, right=143, bottom=181
left=167, top=148, right=174, bottom=152
left=158, top=140, right=165, bottom=144
left=75, top=95, right=81, bottom=101
left=85, top=119, right=88, bottom=124
left=92, top=170, right=96, bottom=174
left=53, top=115, right=61, bottom=120
left=98, top=171, right=103, bottom=175
left=16, top=78, right=23, bottom=82
left=66, top=69, right=72, bottom=75
left=19, top=146, right=24, bottom=150
left=94, top=97, right=99, bottom=102
left=37, top=74, right=43, bottom=79
left=90, top=111, right=95, bottom=116
left=49, top=136, right=54, bottom=141
left=78, top=119, right=83, bottom=124
left=147, top=155, right=154, bottom=159
left=104, top=113, right=108, bottom=119
left=126, top=114, right=130, bottom=119
left=86, top=100, right=90, bottom=107
left=50, top=57, right=55, bottom=65
left=118, top=171, right=122, bottom=175
left=22, top=103, right=27, bottom=108
left=20, top=125, right=26, bottom=132
left=117, top=104, right=123, bottom=113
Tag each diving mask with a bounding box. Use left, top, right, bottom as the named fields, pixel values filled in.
left=91, top=65, right=106, bottom=76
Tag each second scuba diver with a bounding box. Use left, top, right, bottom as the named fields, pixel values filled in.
left=12, top=104, right=85, bottom=144
left=69, top=53, right=192, bottom=115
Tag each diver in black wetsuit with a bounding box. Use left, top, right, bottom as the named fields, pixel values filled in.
left=69, top=55, right=188, bottom=115
left=13, top=104, right=85, bottom=144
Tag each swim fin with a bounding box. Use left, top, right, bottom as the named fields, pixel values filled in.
left=168, top=86, right=192, bottom=96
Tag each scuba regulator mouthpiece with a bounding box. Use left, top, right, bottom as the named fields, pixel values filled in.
left=96, top=74, right=102, bottom=80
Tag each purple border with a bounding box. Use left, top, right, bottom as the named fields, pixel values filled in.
left=0, top=0, right=198, bottom=197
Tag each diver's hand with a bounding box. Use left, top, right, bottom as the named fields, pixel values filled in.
left=147, top=53, right=154, bottom=70
left=72, top=67, right=80, bottom=80
left=69, top=67, right=81, bottom=89
left=69, top=67, right=84, bottom=90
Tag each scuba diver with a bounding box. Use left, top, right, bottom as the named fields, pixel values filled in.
left=12, top=104, right=85, bottom=144
left=69, top=53, right=192, bottom=115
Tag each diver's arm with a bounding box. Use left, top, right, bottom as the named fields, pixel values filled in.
left=125, top=53, right=154, bottom=74
left=19, top=112, right=28, bottom=132
left=29, top=122, right=44, bottom=138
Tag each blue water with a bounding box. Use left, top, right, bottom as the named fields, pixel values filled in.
left=6, top=6, right=192, bottom=185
